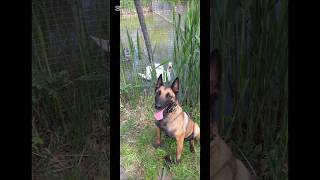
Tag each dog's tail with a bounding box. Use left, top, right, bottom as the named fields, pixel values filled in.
left=193, top=123, right=200, bottom=140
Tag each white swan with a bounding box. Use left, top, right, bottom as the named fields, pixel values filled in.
left=138, top=62, right=173, bottom=82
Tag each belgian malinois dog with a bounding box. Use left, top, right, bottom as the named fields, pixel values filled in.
left=153, top=74, right=200, bottom=163
left=210, top=49, right=255, bottom=180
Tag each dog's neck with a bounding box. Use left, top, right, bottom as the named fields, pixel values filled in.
left=166, top=101, right=178, bottom=113
left=164, top=102, right=182, bottom=121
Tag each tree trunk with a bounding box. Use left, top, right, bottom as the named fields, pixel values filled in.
left=134, top=0, right=156, bottom=80
left=149, top=1, right=153, bottom=12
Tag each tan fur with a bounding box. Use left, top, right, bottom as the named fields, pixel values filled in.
left=210, top=123, right=254, bottom=180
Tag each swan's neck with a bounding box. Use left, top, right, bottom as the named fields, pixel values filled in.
left=167, top=69, right=172, bottom=81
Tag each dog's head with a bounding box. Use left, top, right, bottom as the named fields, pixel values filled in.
left=210, top=49, right=221, bottom=140
left=154, top=74, right=179, bottom=121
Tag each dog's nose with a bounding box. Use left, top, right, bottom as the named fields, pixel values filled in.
left=155, top=104, right=162, bottom=109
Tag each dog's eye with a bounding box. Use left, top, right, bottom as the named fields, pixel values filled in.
left=166, top=94, right=172, bottom=98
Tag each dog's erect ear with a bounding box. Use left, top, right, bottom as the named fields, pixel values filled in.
left=156, top=74, right=164, bottom=90
left=171, top=77, right=179, bottom=94
left=210, top=49, right=221, bottom=97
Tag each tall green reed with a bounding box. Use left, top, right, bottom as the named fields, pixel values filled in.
left=172, top=0, right=200, bottom=107
left=213, top=0, right=288, bottom=178
left=120, top=28, right=146, bottom=103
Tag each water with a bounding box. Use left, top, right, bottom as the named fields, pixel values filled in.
left=120, top=9, right=186, bottom=74
left=121, top=14, right=174, bottom=67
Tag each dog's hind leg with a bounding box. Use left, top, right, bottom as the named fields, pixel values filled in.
left=189, top=140, right=195, bottom=153
left=194, top=123, right=200, bottom=141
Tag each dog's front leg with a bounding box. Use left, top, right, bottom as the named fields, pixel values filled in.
left=156, top=127, right=161, bottom=145
left=175, top=133, right=185, bottom=163
left=154, top=127, right=162, bottom=148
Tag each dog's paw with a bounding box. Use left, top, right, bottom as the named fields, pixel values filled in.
left=164, top=155, right=181, bottom=164
left=153, top=143, right=160, bottom=148
left=164, top=155, right=173, bottom=164
left=190, top=146, right=195, bottom=153
left=176, top=159, right=181, bottom=164
left=153, top=141, right=164, bottom=148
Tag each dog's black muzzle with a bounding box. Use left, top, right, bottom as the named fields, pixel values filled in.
left=155, top=103, right=163, bottom=110
left=155, top=98, right=168, bottom=110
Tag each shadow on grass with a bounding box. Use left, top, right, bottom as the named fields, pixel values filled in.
left=32, top=109, right=110, bottom=180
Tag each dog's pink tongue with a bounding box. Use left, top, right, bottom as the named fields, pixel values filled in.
left=154, top=109, right=165, bottom=121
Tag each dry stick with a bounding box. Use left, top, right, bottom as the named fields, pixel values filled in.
left=153, top=8, right=184, bottom=32
left=153, top=11, right=174, bottom=25
left=33, top=152, right=89, bottom=157
left=32, top=152, right=45, bottom=158
left=32, top=152, right=68, bottom=167
left=77, top=148, right=86, bottom=166
left=53, top=165, right=74, bottom=172
left=63, top=154, right=89, bottom=157
left=153, top=11, right=184, bottom=33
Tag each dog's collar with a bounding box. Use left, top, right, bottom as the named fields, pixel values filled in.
left=166, top=102, right=177, bottom=113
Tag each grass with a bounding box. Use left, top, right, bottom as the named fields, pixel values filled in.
left=212, top=0, right=288, bottom=179
left=120, top=96, right=200, bottom=179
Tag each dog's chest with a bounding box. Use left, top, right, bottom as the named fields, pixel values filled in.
left=155, top=118, right=177, bottom=138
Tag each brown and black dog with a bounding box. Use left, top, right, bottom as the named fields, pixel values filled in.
left=153, top=74, right=200, bottom=163
left=210, top=49, right=255, bottom=180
